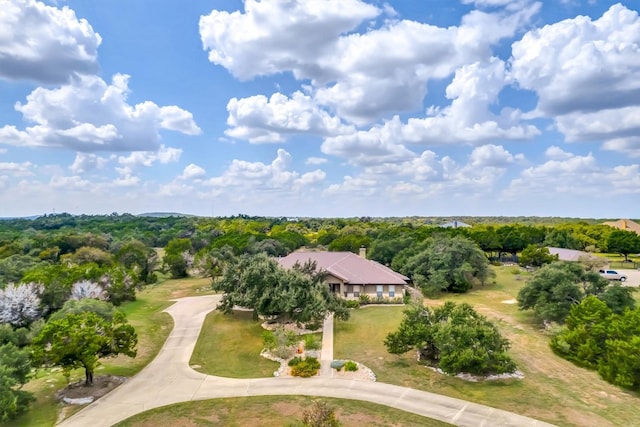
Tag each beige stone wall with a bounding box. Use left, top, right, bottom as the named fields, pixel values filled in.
left=342, top=284, right=400, bottom=299
left=324, top=274, right=402, bottom=300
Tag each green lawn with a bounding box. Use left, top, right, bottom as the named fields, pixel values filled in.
left=334, top=267, right=640, bottom=427
left=114, top=396, right=453, bottom=427
left=12, top=276, right=214, bottom=427
left=190, top=310, right=279, bottom=377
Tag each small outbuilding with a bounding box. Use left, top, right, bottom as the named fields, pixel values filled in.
left=440, top=220, right=471, bottom=228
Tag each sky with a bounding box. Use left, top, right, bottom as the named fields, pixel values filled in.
left=0, top=0, right=639, bottom=218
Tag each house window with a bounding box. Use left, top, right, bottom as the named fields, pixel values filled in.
left=376, top=285, right=383, bottom=298
left=354, top=285, right=360, bottom=298
left=389, top=285, right=395, bottom=298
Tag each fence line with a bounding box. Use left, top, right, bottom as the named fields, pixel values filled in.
left=609, top=261, right=639, bottom=269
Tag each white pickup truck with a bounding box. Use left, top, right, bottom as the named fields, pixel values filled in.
left=599, top=269, right=628, bottom=282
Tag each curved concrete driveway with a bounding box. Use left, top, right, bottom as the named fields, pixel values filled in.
left=58, top=295, right=555, bottom=427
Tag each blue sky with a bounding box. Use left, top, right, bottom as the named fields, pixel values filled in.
left=1, top=0, right=639, bottom=218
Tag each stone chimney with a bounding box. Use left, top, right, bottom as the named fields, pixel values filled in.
left=359, top=246, right=367, bottom=258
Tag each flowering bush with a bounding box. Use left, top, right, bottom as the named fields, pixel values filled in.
left=70, top=280, right=107, bottom=301
left=0, top=282, right=42, bottom=326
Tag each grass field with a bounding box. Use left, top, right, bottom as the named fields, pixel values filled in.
left=190, top=310, right=279, bottom=377
left=12, top=277, right=213, bottom=427
left=334, top=267, right=640, bottom=427
left=114, top=396, right=453, bottom=427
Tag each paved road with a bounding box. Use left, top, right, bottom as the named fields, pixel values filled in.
left=618, top=268, right=640, bottom=287
left=58, top=295, right=555, bottom=427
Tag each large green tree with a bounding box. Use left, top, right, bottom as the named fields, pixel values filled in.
left=397, top=235, right=489, bottom=295
left=518, top=245, right=557, bottom=267
left=551, top=297, right=640, bottom=390
left=606, top=229, right=640, bottom=262
left=0, top=344, right=34, bottom=422
left=550, top=296, right=611, bottom=369
left=213, top=253, right=349, bottom=325
left=163, top=238, right=193, bottom=278
left=115, top=240, right=158, bottom=284
left=517, top=262, right=635, bottom=323
left=0, top=325, right=37, bottom=422
left=32, top=311, right=137, bottom=385
left=385, top=302, right=516, bottom=375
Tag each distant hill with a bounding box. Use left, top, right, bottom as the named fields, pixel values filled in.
left=0, top=215, right=40, bottom=221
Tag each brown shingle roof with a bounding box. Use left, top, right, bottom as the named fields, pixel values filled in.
left=277, top=252, right=408, bottom=285
left=602, top=219, right=640, bottom=235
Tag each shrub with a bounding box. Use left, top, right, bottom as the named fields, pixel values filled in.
left=356, top=295, right=404, bottom=306
left=0, top=283, right=42, bottom=327
left=290, top=356, right=321, bottom=377
left=358, top=294, right=371, bottom=305
left=330, top=360, right=345, bottom=371
left=345, top=300, right=360, bottom=309
left=288, top=356, right=303, bottom=367
left=302, top=400, right=341, bottom=427
left=403, top=291, right=411, bottom=304
left=70, top=280, right=107, bottom=301
left=263, top=326, right=298, bottom=359
left=304, top=334, right=321, bottom=350
left=344, top=360, right=358, bottom=372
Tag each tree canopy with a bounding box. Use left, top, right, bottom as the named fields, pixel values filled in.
left=0, top=343, right=34, bottom=422
left=31, top=311, right=137, bottom=385
left=551, top=296, right=640, bottom=390
left=606, top=229, right=640, bottom=262
left=517, top=262, right=635, bottom=323
left=385, top=302, right=516, bottom=375
left=163, top=238, right=193, bottom=278
left=518, top=245, right=557, bottom=267
left=394, top=235, right=490, bottom=296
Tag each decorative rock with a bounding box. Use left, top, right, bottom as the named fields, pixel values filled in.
left=63, top=396, right=94, bottom=405
left=425, top=365, right=525, bottom=382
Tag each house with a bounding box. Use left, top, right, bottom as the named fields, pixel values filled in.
left=602, top=219, right=640, bottom=235
left=277, top=250, right=409, bottom=300
left=440, top=220, right=471, bottom=228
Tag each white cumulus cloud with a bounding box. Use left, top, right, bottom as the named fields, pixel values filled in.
left=226, top=91, right=352, bottom=143
left=0, top=0, right=101, bottom=83
left=207, top=149, right=325, bottom=194
left=199, top=0, right=380, bottom=81
left=69, top=153, right=109, bottom=174
left=117, top=145, right=182, bottom=175
left=511, top=4, right=640, bottom=156
left=0, top=74, right=200, bottom=152
left=180, top=163, right=207, bottom=180
left=202, top=0, right=540, bottom=125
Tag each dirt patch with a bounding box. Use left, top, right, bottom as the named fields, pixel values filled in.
left=56, top=375, right=127, bottom=402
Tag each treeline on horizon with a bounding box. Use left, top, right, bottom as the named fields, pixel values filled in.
left=1, top=212, right=637, bottom=286
left=0, top=212, right=634, bottom=254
